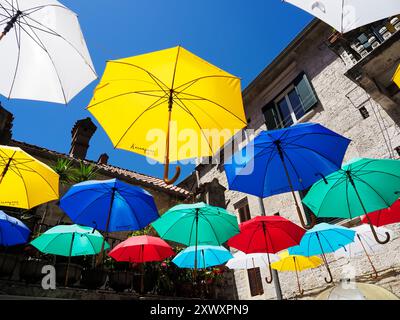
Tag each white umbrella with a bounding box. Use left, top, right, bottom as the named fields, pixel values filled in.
left=283, top=0, right=400, bottom=33
left=0, top=0, right=97, bottom=104
left=226, top=251, right=280, bottom=270
left=335, top=225, right=394, bottom=277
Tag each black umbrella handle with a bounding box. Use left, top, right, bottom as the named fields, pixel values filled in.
left=0, top=11, right=22, bottom=41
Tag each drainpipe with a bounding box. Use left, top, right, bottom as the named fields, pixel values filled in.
left=258, top=197, right=283, bottom=300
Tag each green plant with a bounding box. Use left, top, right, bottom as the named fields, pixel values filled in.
left=52, top=158, right=74, bottom=184
left=71, top=162, right=98, bottom=183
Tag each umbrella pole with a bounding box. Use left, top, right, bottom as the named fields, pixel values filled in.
left=0, top=11, right=22, bottom=42
left=0, top=153, right=15, bottom=184
left=194, top=209, right=199, bottom=285
left=140, top=245, right=145, bottom=294
left=357, top=234, right=379, bottom=278
left=97, top=187, right=116, bottom=267
left=275, top=143, right=316, bottom=229
left=65, top=232, right=76, bottom=287
left=316, top=233, right=333, bottom=284
left=163, top=95, right=181, bottom=185
left=347, top=173, right=390, bottom=244
left=293, top=257, right=304, bottom=296
left=261, top=223, right=273, bottom=284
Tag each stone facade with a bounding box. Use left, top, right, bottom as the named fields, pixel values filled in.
left=180, top=20, right=400, bottom=300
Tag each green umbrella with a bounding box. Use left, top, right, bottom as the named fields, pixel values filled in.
left=302, top=158, right=400, bottom=244
left=152, top=202, right=239, bottom=277
left=31, top=224, right=110, bottom=286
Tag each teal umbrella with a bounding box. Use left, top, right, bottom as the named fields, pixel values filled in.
left=152, top=203, right=239, bottom=277
left=302, top=158, right=400, bottom=244
left=31, top=224, right=110, bottom=286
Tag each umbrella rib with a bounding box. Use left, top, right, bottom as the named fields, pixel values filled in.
left=21, top=14, right=97, bottom=76
left=12, top=160, right=58, bottom=198
left=9, top=165, right=30, bottom=209
left=115, top=192, right=141, bottom=229
left=172, top=92, right=223, bottom=130
left=16, top=18, right=68, bottom=104
left=107, top=61, right=169, bottom=94
left=281, top=148, right=308, bottom=190
left=172, top=98, right=214, bottom=153
left=113, top=95, right=169, bottom=149
left=355, top=169, right=400, bottom=181
left=84, top=233, right=100, bottom=255
left=174, top=75, right=240, bottom=92
left=352, top=175, right=392, bottom=208
left=199, top=212, right=222, bottom=245
left=175, top=92, right=247, bottom=125
left=0, top=4, right=12, bottom=18
left=345, top=177, right=352, bottom=219
left=170, top=46, right=181, bottom=90
left=318, top=232, right=336, bottom=255
left=87, top=91, right=168, bottom=110
left=7, top=20, right=21, bottom=99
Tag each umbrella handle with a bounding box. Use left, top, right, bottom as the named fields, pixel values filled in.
left=369, top=223, right=390, bottom=245
left=295, top=203, right=316, bottom=230
left=324, top=264, right=333, bottom=284
left=264, top=263, right=274, bottom=284
left=164, top=163, right=181, bottom=185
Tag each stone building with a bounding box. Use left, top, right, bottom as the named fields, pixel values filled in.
left=180, top=17, right=400, bottom=300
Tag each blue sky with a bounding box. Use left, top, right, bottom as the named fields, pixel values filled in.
left=1, top=0, right=312, bottom=182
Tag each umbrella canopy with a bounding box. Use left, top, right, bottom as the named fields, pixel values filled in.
left=152, top=202, right=239, bottom=247
left=31, top=224, right=110, bottom=257
left=302, top=158, right=400, bottom=244
left=283, top=0, right=400, bottom=33
left=0, top=145, right=59, bottom=209
left=362, top=199, right=400, bottom=227
left=59, top=179, right=159, bottom=233
left=87, top=46, right=247, bottom=184
left=227, top=216, right=305, bottom=283
left=224, top=123, right=350, bottom=228
left=0, top=210, right=30, bottom=246
left=0, top=0, right=97, bottom=104
left=226, top=251, right=280, bottom=270
left=335, top=225, right=393, bottom=278
left=394, top=64, right=400, bottom=89
left=289, top=223, right=355, bottom=283
left=172, top=245, right=233, bottom=269
left=271, top=251, right=323, bottom=295
left=109, top=235, right=175, bottom=263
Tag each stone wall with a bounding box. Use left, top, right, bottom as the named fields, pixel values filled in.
left=188, top=21, right=400, bottom=300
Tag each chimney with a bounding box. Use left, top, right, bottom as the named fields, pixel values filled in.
left=69, top=117, right=97, bottom=160
left=97, top=153, right=109, bottom=165
left=0, top=103, right=14, bottom=144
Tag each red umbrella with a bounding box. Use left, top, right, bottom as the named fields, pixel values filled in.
left=109, top=235, right=175, bottom=263
left=109, top=236, right=175, bottom=293
left=361, top=199, right=400, bottom=227
left=227, top=216, right=305, bottom=283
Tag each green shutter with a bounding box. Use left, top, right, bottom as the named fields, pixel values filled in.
left=295, top=73, right=318, bottom=112
left=263, top=102, right=280, bottom=130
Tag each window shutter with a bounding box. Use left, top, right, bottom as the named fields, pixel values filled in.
left=294, top=73, right=318, bottom=112
left=263, top=102, right=280, bottom=130
left=248, top=268, right=264, bottom=297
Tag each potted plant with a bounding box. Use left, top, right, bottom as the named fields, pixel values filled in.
left=108, top=261, right=135, bottom=293
left=81, top=256, right=109, bottom=290
left=0, top=251, right=20, bottom=279
left=54, top=256, right=83, bottom=287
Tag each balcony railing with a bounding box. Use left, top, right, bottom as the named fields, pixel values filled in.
left=328, top=15, right=400, bottom=68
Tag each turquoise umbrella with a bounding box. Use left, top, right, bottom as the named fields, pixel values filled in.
left=302, top=158, right=400, bottom=244
left=172, top=245, right=233, bottom=269
left=289, top=223, right=356, bottom=283
left=31, top=224, right=110, bottom=286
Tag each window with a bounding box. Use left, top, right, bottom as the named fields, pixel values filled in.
left=235, top=198, right=251, bottom=223
left=247, top=268, right=264, bottom=297
left=263, top=73, right=318, bottom=130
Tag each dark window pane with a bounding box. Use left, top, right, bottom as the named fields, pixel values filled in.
left=287, top=89, right=305, bottom=120
left=263, top=105, right=280, bottom=130
left=294, top=73, right=318, bottom=112
left=238, top=204, right=251, bottom=223
left=277, top=98, right=294, bottom=127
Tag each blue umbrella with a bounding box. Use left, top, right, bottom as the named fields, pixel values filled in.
left=0, top=211, right=30, bottom=246
left=289, top=223, right=356, bottom=283
left=224, top=123, right=351, bottom=229
left=59, top=179, right=159, bottom=232
left=173, top=246, right=233, bottom=269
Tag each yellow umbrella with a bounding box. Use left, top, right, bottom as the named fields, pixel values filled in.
left=0, top=146, right=59, bottom=209
left=87, top=46, right=247, bottom=184
left=394, top=64, right=400, bottom=89
left=271, top=251, right=323, bottom=296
